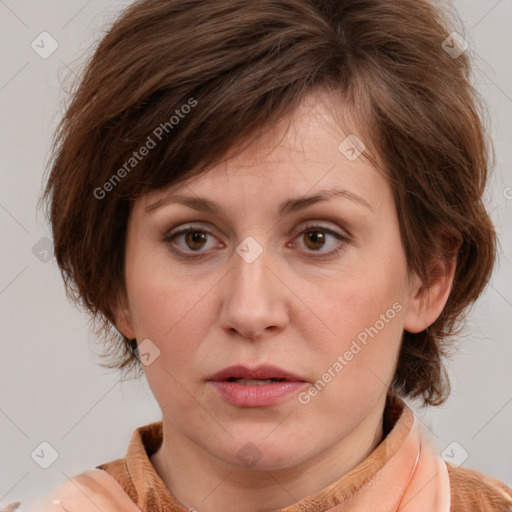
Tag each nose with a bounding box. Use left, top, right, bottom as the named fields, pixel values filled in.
left=218, top=243, right=289, bottom=341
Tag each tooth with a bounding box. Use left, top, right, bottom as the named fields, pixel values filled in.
left=232, top=379, right=275, bottom=385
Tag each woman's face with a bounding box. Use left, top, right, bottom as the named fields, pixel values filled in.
left=116, top=92, right=426, bottom=470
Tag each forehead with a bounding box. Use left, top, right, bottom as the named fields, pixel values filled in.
left=137, top=91, right=387, bottom=215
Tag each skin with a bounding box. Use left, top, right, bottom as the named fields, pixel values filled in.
left=113, top=90, right=456, bottom=512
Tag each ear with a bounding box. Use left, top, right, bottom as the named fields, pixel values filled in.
left=111, top=290, right=136, bottom=340
left=403, top=249, right=459, bottom=334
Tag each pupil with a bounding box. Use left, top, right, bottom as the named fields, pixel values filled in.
left=187, top=231, right=206, bottom=249
left=307, top=230, right=324, bottom=249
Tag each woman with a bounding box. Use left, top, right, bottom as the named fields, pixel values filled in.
left=4, top=0, right=511, bottom=510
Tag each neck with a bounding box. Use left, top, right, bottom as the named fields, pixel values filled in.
left=151, top=396, right=387, bottom=512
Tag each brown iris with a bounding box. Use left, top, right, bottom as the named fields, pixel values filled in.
left=303, top=230, right=326, bottom=251
left=185, top=231, right=208, bottom=250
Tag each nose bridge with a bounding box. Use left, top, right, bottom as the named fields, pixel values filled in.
left=220, top=235, right=286, bottom=339
left=231, top=235, right=271, bottom=303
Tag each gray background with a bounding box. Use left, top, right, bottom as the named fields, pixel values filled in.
left=1, top=0, right=511, bottom=506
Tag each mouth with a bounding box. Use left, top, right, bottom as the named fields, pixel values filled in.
left=207, top=364, right=307, bottom=383
left=225, top=378, right=288, bottom=386
left=207, top=364, right=308, bottom=407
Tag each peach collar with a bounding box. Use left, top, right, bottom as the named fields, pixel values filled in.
left=97, top=393, right=451, bottom=511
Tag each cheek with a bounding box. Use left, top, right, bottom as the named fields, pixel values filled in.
left=318, top=264, right=406, bottom=339
left=308, top=256, right=407, bottom=390
left=126, top=259, right=219, bottom=364
left=309, top=300, right=405, bottom=416
left=325, top=292, right=404, bottom=377
left=128, top=271, right=217, bottom=412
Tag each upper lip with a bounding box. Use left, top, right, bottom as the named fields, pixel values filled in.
left=207, top=364, right=307, bottom=382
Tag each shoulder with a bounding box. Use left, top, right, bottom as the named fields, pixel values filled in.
left=0, top=469, right=140, bottom=512
left=447, top=463, right=512, bottom=512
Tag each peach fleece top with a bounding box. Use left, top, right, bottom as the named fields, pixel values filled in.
left=6, top=393, right=512, bottom=512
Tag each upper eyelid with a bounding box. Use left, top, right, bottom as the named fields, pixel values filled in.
left=167, top=221, right=347, bottom=238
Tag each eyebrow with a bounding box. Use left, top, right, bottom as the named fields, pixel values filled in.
left=145, top=187, right=372, bottom=216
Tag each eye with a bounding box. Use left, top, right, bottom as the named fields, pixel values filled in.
left=164, top=225, right=220, bottom=254
left=163, top=223, right=350, bottom=259
left=292, top=223, right=350, bottom=257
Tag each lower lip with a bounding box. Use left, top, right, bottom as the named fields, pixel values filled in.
left=208, top=380, right=307, bottom=407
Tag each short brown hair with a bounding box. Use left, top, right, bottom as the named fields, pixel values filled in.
left=41, top=0, right=496, bottom=406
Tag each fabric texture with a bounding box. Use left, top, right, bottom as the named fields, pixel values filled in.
left=3, top=393, right=511, bottom=511
left=4, top=470, right=142, bottom=512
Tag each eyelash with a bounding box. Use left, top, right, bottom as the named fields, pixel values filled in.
left=162, top=223, right=351, bottom=260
